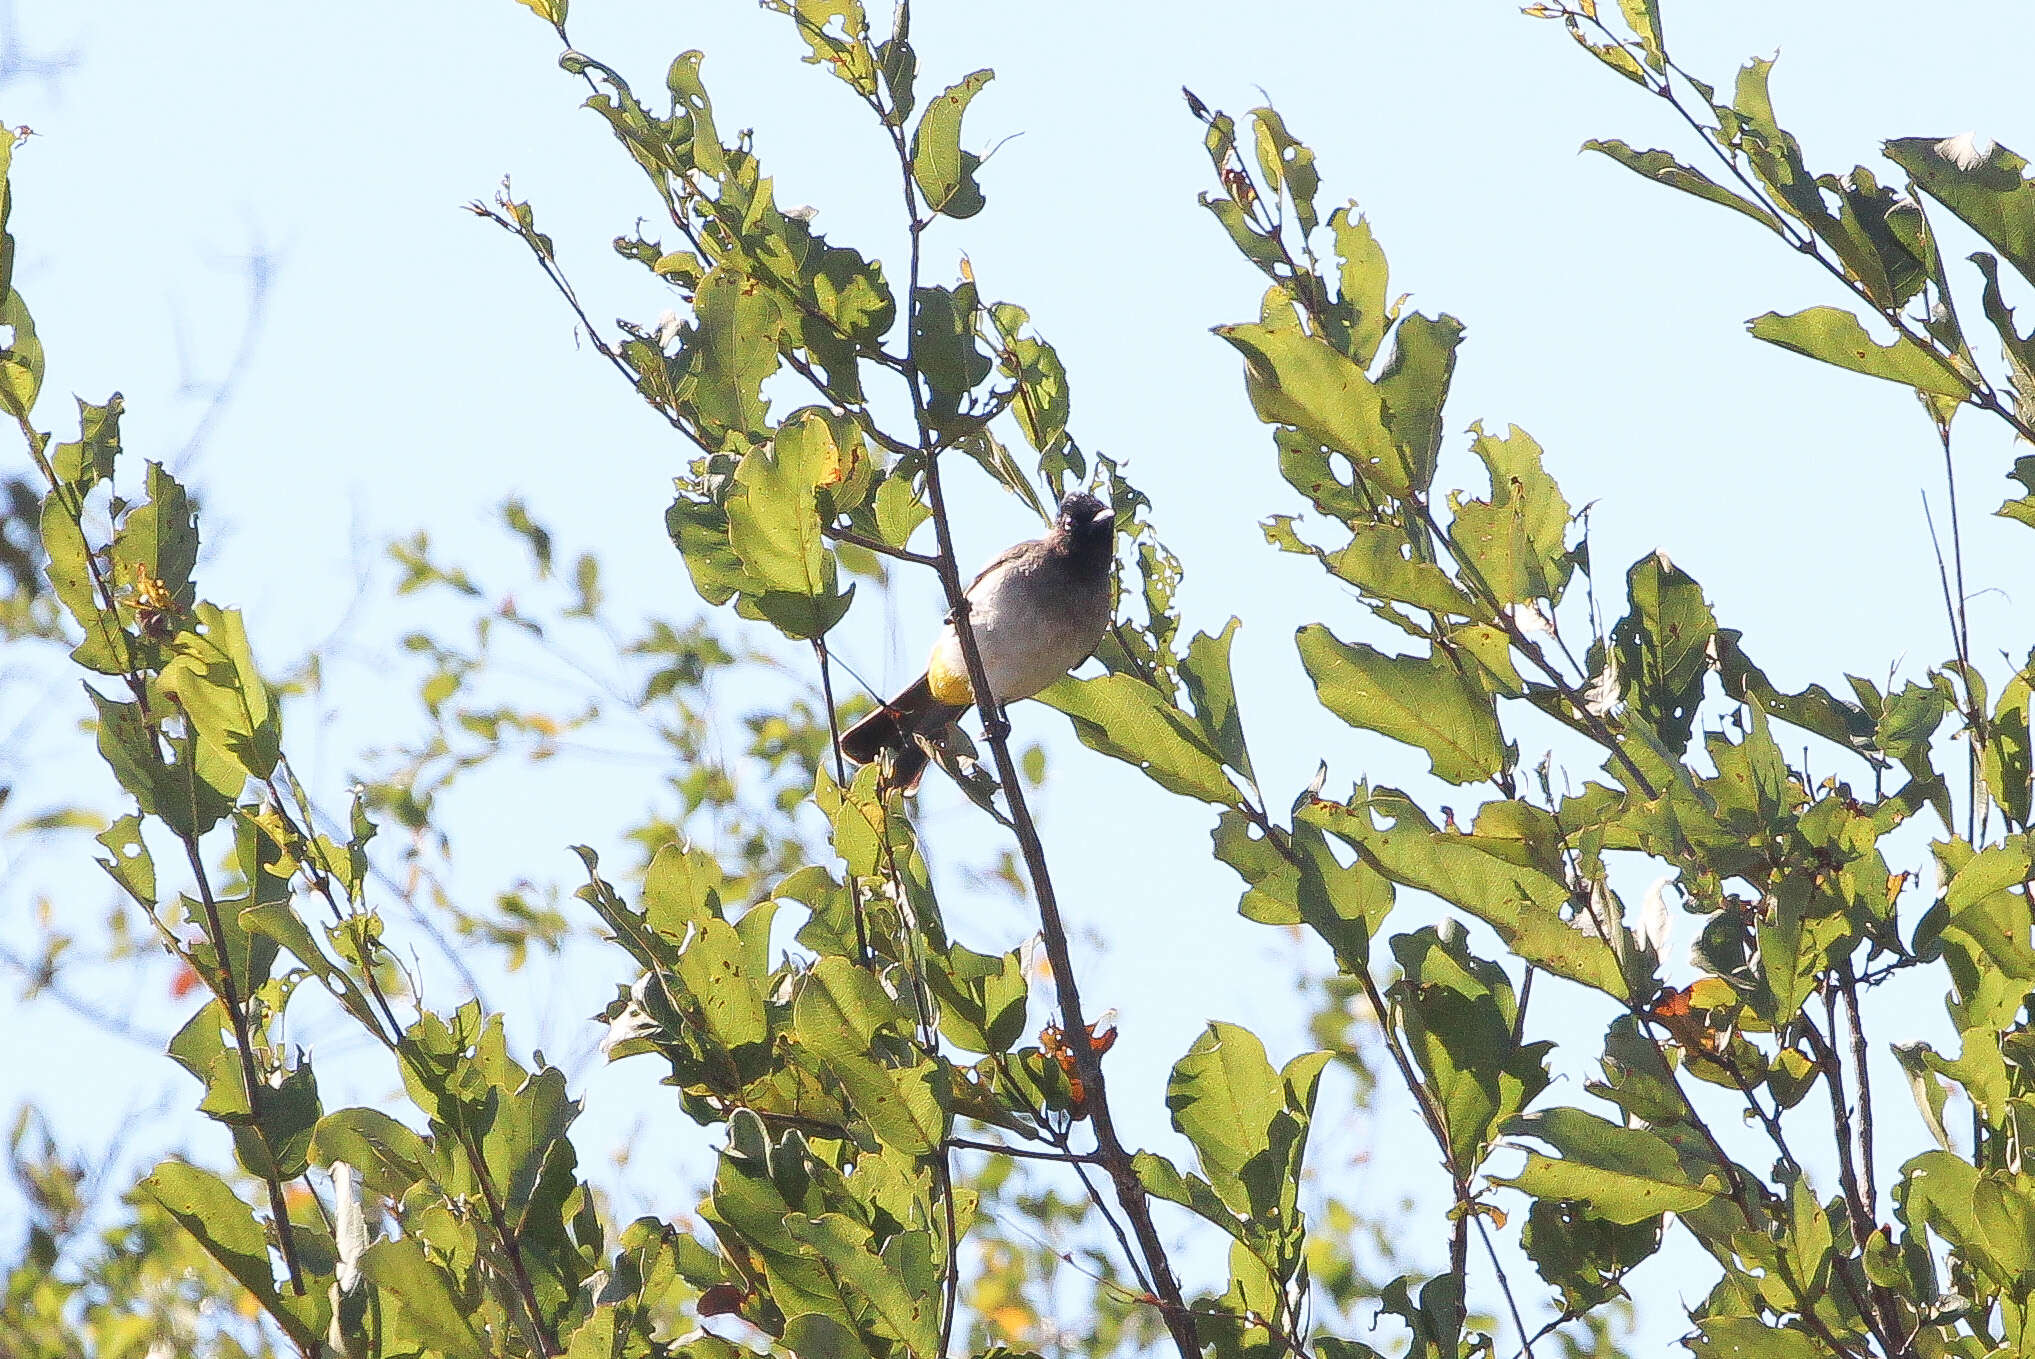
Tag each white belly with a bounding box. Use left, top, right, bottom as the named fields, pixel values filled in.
left=927, top=598, right=1097, bottom=704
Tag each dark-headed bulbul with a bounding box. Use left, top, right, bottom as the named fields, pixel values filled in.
left=839, top=492, right=1116, bottom=790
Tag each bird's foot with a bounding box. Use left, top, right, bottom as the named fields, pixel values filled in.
left=983, top=704, right=1012, bottom=743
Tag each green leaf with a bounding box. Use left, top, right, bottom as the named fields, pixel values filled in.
left=310, top=1108, right=431, bottom=1199
left=1945, top=834, right=2034, bottom=913
left=89, top=688, right=227, bottom=839
left=666, top=492, right=759, bottom=608
left=1166, top=1023, right=1327, bottom=1249
left=1748, top=306, right=1968, bottom=398
left=1614, top=0, right=1664, bottom=69
left=1885, top=136, right=2035, bottom=291
left=691, top=265, right=785, bottom=442
left=674, top=917, right=769, bottom=1054
left=1521, top=1198, right=1661, bottom=1311
left=1306, top=792, right=1631, bottom=997
left=1180, top=618, right=1254, bottom=782
left=1297, top=626, right=1506, bottom=786
left=361, top=1236, right=482, bottom=1354
left=1269, top=517, right=1477, bottom=617
left=872, top=473, right=931, bottom=547
left=1219, top=302, right=1416, bottom=498
left=772, top=0, right=880, bottom=99
left=1248, top=107, right=1319, bottom=232
left=1689, top=1317, right=1825, bottom=1359
left=726, top=416, right=854, bottom=639
left=1608, top=550, right=1716, bottom=757
left=1328, top=206, right=1392, bottom=366
left=1390, top=922, right=1551, bottom=1172
left=784, top=1214, right=940, bottom=1354
left=792, top=957, right=946, bottom=1153
left=1212, top=808, right=1393, bottom=964
left=1166, top=1022, right=1284, bottom=1217
left=912, top=281, right=992, bottom=428
left=1982, top=664, right=2033, bottom=828
left=159, top=604, right=280, bottom=783
left=0, top=286, right=43, bottom=421
left=94, top=812, right=155, bottom=906
left=1040, top=673, right=1239, bottom=804
left=39, top=492, right=107, bottom=642
left=115, top=461, right=201, bottom=609
left=990, top=301, right=1070, bottom=457
left=1498, top=1107, right=1727, bottom=1224
left=50, top=393, right=123, bottom=496
left=1890, top=1043, right=1954, bottom=1152
left=1373, top=313, right=1462, bottom=502
left=924, top=943, right=1027, bottom=1055
left=510, top=0, right=566, bottom=24
left=1446, top=423, right=1572, bottom=608
left=911, top=69, right=993, bottom=217
left=780, top=1312, right=876, bottom=1359
left=139, top=1160, right=328, bottom=1351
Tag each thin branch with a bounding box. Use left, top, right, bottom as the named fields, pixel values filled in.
left=948, top=1135, right=1100, bottom=1164
left=1475, top=1211, right=1533, bottom=1359
left=1919, top=491, right=1981, bottom=841
left=812, top=639, right=871, bottom=964
left=823, top=523, right=941, bottom=569
left=1839, top=964, right=1878, bottom=1220
left=935, top=1149, right=962, bottom=1359
left=1803, top=1005, right=1908, bottom=1356
left=180, top=834, right=307, bottom=1296
left=1063, top=1149, right=1159, bottom=1305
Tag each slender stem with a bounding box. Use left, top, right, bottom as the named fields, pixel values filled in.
left=1065, top=1146, right=1158, bottom=1304
left=180, top=835, right=307, bottom=1296
left=823, top=523, right=941, bottom=569
left=1803, top=1007, right=1908, bottom=1356
left=935, top=1150, right=962, bottom=1358
left=948, top=1135, right=1100, bottom=1164
left=1475, top=1212, right=1532, bottom=1359
left=1937, top=421, right=1972, bottom=674
left=1935, top=419, right=1984, bottom=845
left=1839, top=965, right=1878, bottom=1220
left=812, top=639, right=872, bottom=965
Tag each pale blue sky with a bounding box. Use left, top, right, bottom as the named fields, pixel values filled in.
left=5, top=0, right=2034, bottom=1350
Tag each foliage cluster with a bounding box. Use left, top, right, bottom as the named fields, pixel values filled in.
left=7, top=3, right=2035, bottom=1358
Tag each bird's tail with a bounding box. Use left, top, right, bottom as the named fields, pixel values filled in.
left=839, top=673, right=968, bottom=793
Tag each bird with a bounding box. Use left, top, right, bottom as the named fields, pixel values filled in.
left=839, top=491, right=1117, bottom=791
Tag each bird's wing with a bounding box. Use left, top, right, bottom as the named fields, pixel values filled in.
left=963, top=538, right=1041, bottom=596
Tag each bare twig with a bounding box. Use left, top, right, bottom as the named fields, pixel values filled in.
left=948, top=1135, right=1100, bottom=1164
left=1838, top=964, right=1878, bottom=1219
left=1475, top=1211, right=1533, bottom=1359
left=812, top=639, right=872, bottom=964
left=823, top=523, right=941, bottom=569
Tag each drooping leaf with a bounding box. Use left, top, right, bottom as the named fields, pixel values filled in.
left=911, top=70, right=993, bottom=217
left=139, top=1160, right=328, bottom=1351
left=1297, top=626, right=1507, bottom=786
left=1498, top=1106, right=1728, bottom=1224
left=1748, top=306, right=1967, bottom=399
left=1179, top=618, right=1254, bottom=782
left=1584, top=139, right=1783, bottom=234
left=1040, top=673, right=1239, bottom=804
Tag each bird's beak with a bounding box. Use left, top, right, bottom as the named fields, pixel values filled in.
left=1095, top=507, right=1115, bottom=526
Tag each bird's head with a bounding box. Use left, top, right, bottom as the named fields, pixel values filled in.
left=1056, top=492, right=1114, bottom=542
